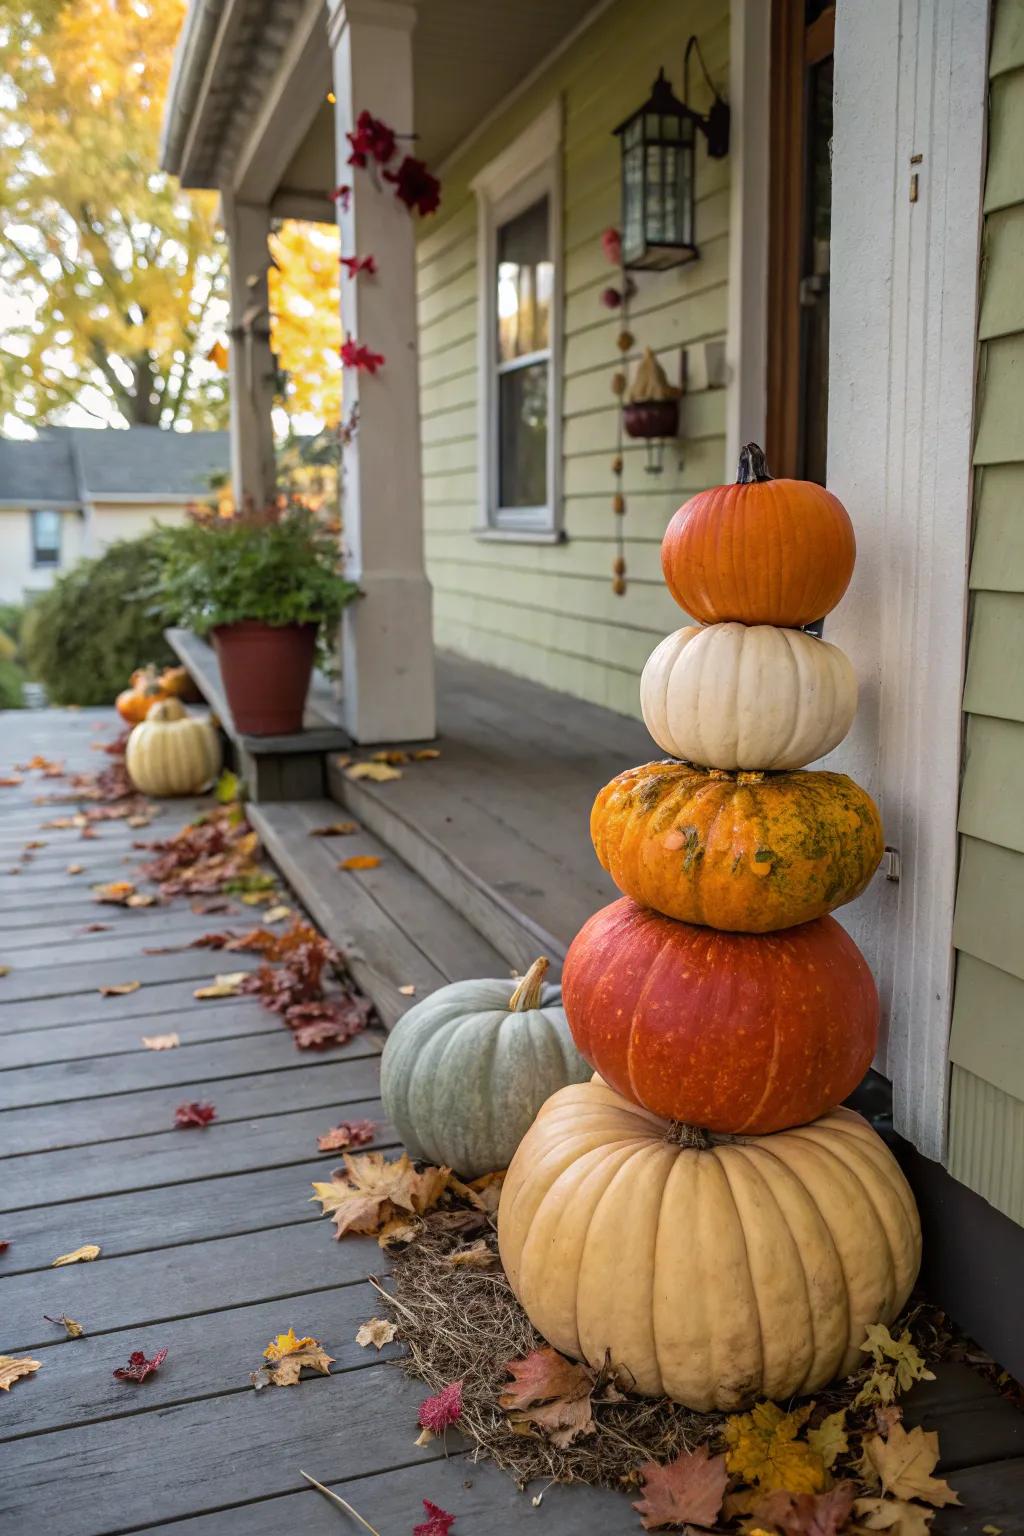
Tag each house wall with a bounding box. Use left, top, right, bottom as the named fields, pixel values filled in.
left=0, top=508, right=85, bottom=605
left=415, top=0, right=729, bottom=717
left=946, top=0, right=1024, bottom=1227
left=86, top=501, right=191, bottom=552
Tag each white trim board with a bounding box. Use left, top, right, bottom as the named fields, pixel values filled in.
left=825, top=0, right=989, bottom=1160
left=724, top=0, right=769, bottom=470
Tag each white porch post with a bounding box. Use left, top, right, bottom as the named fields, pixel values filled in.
left=222, top=196, right=277, bottom=509
left=327, top=0, right=436, bottom=744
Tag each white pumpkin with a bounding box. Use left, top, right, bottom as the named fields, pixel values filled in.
left=125, top=698, right=222, bottom=797
left=640, top=621, right=857, bottom=771
left=380, top=958, right=591, bottom=1179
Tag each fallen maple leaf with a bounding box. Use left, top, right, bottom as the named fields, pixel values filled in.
left=252, top=1329, right=334, bottom=1388
left=126, top=892, right=157, bottom=907
left=0, top=775, right=23, bottom=787
left=875, top=1404, right=904, bottom=1436
left=413, top=748, right=441, bottom=760
left=309, top=821, right=357, bottom=836
left=99, top=981, right=141, bottom=997
left=0, top=1240, right=8, bottom=1254
left=142, top=1033, right=180, bottom=1050
left=264, top=1327, right=316, bottom=1360
left=312, top=1151, right=423, bottom=1235
left=860, top=1423, right=960, bottom=1507
left=52, top=1243, right=101, bottom=1266
left=633, top=1445, right=729, bottom=1531
left=853, top=1496, right=936, bottom=1535
left=808, top=1408, right=849, bottom=1469
left=417, top=1379, right=463, bottom=1438
left=44, top=1313, right=85, bottom=1339
left=0, top=1355, right=40, bottom=1390
left=345, top=761, right=402, bottom=782
left=449, top=1170, right=505, bottom=1214
left=113, top=1346, right=168, bottom=1382
left=174, top=1101, right=217, bottom=1128
left=860, top=1325, right=937, bottom=1392
left=747, top=1483, right=857, bottom=1536
left=0, top=965, right=9, bottom=977
left=193, top=971, right=248, bottom=999
left=338, top=854, right=381, bottom=870
left=414, top=1500, right=456, bottom=1536
left=398, top=983, right=416, bottom=996
left=93, top=881, right=136, bottom=904
left=264, top=904, right=292, bottom=923
left=66, top=863, right=84, bottom=875
left=724, top=1402, right=826, bottom=1493
left=79, top=922, right=110, bottom=933
left=355, top=1318, right=398, bottom=1351
left=317, top=1119, right=376, bottom=1153
left=500, top=1347, right=593, bottom=1412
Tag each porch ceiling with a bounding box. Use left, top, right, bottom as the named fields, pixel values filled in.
left=162, top=0, right=603, bottom=196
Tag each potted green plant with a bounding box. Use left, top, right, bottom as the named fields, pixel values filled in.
left=156, top=504, right=358, bottom=735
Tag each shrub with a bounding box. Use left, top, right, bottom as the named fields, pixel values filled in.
left=0, top=657, right=25, bottom=709
left=21, top=533, right=176, bottom=706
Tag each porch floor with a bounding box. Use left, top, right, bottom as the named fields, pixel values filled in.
left=1, top=709, right=1022, bottom=1534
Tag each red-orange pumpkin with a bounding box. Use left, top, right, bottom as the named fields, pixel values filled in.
left=661, top=443, right=856, bottom=626
left=562, top=898, right=878, bottom=1134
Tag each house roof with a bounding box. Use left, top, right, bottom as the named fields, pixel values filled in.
left=0, top=427, right=230, bottom=507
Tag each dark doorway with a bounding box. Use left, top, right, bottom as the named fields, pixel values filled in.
left=766, top=1, right=835, bottom=484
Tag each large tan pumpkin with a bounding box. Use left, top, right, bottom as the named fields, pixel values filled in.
left=640, top=623, right=857, bottom=771
left=125, top=698, right=222, bottom=797
left=498, top=1079, right=921, bottom=1412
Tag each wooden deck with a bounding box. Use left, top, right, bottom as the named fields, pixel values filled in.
left=1, top=708, right=1022, bottom=1535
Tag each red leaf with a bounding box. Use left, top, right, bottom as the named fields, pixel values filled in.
left=346, top=110, right=396, bottom=168
left=748, top=1484, right=857, bottom=1536
left=113, top=1346, right=168, bottom=1382
left=340, top=340, right=385, bottom=374
left=384, top=155, right=441, bottom=216
left=330, top=183, right=352, bottom=210
left=632, top=1445, right=729, bottom=1531
left=413, top=1499, right=456, bottom=1536
left=499, top=1346, right=593, bottom=1409
left=318, top=1119, right=376, bottom=1152
left=0, top=1241, right=9, bottom=1254
left=417, top=1380, right=463, bottom=1434
left=174, top=1101, right=217, bottom=1128
left=339, top=255, right=377, bottom=279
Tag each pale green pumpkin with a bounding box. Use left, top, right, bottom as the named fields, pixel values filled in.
left=380, top=958, right=590, bottom=1178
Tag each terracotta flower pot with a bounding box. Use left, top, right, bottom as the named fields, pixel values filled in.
left=212, top=620, right=317, bottom=736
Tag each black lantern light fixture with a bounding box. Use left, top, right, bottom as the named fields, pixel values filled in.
left=613, top=37, right=730, bottom=271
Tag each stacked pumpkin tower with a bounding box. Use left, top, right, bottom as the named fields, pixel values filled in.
left=498, top=445, right=923, bottom=1414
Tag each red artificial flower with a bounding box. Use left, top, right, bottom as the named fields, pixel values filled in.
left=340, top=340, right=385, bottom=374
left=601, top=226, right=622, bottom=265
left=330, top=184, right=352, bottom=211
left=339, top=254, right=377, bottom=279
left=114, top=1346, right=168, bottom=1382
left=417, top=1379, right=463, bottom=1435
left=347, top=109, right=396, bottom=168
left=413, top=1501, right=456, bottom=1536
left=384, top=155, right=441, bottom=217
left=600, top=286, right=623, bottom=310
left=174, top=1101, right=216, bottom=1128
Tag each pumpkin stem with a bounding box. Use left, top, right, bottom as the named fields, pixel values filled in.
left=508, top=957, right=549, bottom=1011
left=737, top=442, right=773, bottom=485
left=665, top=1120, right=712, bottom=1151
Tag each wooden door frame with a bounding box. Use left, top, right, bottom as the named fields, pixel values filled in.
left=765, top=1, right=835, bottom=478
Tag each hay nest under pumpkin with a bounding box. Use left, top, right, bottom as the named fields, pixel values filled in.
left=378, top=1210, right=724, bottom=1491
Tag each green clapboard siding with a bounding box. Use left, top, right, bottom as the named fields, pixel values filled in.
left=948, top=0, right=1024, bottom=1227
left=414, top=0, right=728, bottom=717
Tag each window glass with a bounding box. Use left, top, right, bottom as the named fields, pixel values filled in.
left=496, top=197, right=552, bottom=363
left=31, top=508, right=61, bottom=566
left=499, top=363, right=548, bottom=508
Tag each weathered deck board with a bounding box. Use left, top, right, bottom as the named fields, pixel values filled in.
left=0, top=1004, right=288, bottom=1066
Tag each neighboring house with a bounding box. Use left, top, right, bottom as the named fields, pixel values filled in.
left=161, top=0, right=1023, bottom=1376
left=0, top=427, right=229, bottom=604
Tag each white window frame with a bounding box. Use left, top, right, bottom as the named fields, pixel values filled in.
left=30, top=507, right=62, bottom=569
left=471, top=101, right=563, bottom=541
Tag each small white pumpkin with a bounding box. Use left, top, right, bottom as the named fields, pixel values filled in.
left=125, top=697, right=222, bottom=797
left=640, top=621, right=857, bottom=771
left=380, top=958, right=591, bottom=1179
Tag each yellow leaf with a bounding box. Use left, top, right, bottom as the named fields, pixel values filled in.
left=853, top=1367, right=901, bottom=1410
left=66, top=863, right=84, bottom=875
left=264, top=1344, right=334, bottom=1386
left=311, top=1152, right=450, bottom=1238
left=345, top=762, right=402, bottom=782
left=371, top=750, right=409, bottom=765
left=0, top=1356, right=41, bottom=1391
left=142, top=1033, right=180, bottom=1050
left=193, top=971, right=248, bottom=999
left=398, top=984, right=416, bottom=995
left=52, top=1244, right=101, bottom=1266
left=264, top=905, right=293, bottom=924
left=339, top=855, right=381, bottom=871
left=215, top=769, right=241, bottom=804
left=859, top=1325, right=936, bottom=1392
left=99, top=981, right=141, bottom=997
left=126, top=893, right=158, bottom=908
left=860, top=1424, right=960, bottom=1507
left=44, top=1313, right=85, bottom=1339
left=355, top=1318, right=398, bottom=1351
left=264, top=1327, right=317, bottom=1360
left=413, top=749, right=441, bottom=760
left=723, top=1401, right=827, bottom=1493
left=0, top=965, right=8, bottom=978
left=853, top=1495, right=936, bottom=1535
left=807, top=1408, right=848, bottom=1469
left=93, top=881, right=136, bottom=904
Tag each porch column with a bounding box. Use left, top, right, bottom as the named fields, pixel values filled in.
left=326, top=0, right=436, bottom=744
left=222, top=196, right=277, bottom=509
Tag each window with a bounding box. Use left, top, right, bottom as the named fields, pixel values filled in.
left=31, top=509, right=61, bottom=567
left=472, top=103, right=563, bottom=539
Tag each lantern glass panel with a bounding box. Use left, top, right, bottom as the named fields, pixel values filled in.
left=622, top=144, right=644, bottom=263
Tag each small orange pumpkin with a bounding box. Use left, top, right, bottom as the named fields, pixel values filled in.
left=661, top=443, right=856, bottom=626
left=591, top=759, right=883, bottom=932
left=158, top=665, right=192, bottom=699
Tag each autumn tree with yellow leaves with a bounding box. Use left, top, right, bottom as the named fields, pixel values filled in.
left=0, top=0, right=342, bottom=433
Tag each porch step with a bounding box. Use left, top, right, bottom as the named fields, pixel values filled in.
left=248, top=798, right=510, bottom=1029
left=166, top=628, right=350, bottom=802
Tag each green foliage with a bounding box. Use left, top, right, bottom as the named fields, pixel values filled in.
left=154, top=508, right=358, bottom=658
left=21, top=533, right=176, bottom=706
left=0, top=604, right=24, bottom=646
left=0, top=658, right=25, bottom=709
